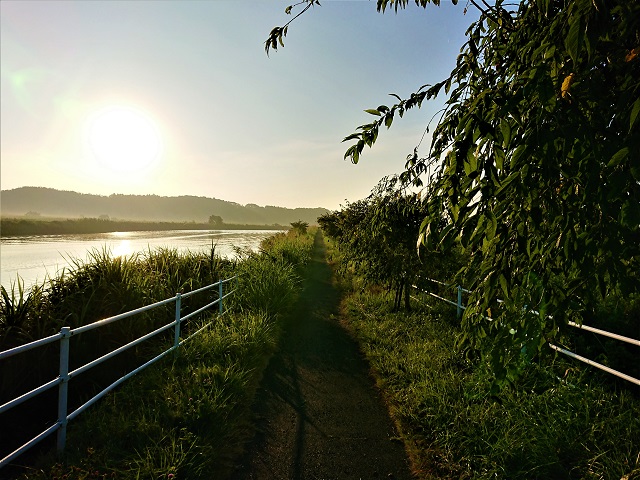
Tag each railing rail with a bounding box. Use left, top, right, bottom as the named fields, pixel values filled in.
left=412, top=277, right=640, bottom=386
left=0, top=276, right=237, bottom=470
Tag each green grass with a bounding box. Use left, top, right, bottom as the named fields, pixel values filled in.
left=2, top=228, right=316, bottom=479
left=33, top=311, right=280, bottom=479
left=340, top=287, right=640, bottom=479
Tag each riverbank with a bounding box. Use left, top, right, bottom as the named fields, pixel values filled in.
left=1, top=229, right=281, bottom=293
left=0, top=217, right=287, bottom=236
left=1, top=228, right=315, bottom=479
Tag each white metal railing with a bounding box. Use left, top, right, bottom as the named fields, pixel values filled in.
left=412, top=277, right=640, bottom=386
left=411, top=278, right=470, bottom=319
left=0, top=276, right=237, bottom=470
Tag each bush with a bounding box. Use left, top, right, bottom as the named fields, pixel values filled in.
left=4, top=228, right=317, bottom=478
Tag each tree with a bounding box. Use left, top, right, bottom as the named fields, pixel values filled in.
left=268, top=0, right=640, bottom=381
left=319, top=177, right=462, bottom=311
left=290, top=220, right=309, bottom=235
left=208, top=215, right=224, bottom=227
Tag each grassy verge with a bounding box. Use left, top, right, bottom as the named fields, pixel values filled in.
left=2, top=228, right=315, bottom=479
left=327, top=239, right=640, bottom=479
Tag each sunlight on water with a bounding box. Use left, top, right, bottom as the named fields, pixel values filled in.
left=0, top=229, right=281, bottom=292
left=112, top=239, right=133, bottom=258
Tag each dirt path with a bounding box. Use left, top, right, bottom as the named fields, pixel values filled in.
left=232, top=231, right=412, bottom=480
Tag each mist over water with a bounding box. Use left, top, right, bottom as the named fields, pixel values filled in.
left=0, top=230, right=279, bottom=292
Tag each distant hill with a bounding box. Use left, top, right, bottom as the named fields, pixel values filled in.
left=0, top=187, right=329, bottom=226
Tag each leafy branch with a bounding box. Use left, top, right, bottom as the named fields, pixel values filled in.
left=264, top=0, right=640, bottom=382
left=265, top=0, right=320, bottom=55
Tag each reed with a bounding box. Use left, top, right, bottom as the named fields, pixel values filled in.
left=1, top=228, right=316, bottom=478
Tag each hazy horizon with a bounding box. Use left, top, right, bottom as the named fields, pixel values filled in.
left=1, top=1, right=477, bottom=210
left=1, top=187, right=330, bottom=227
left=1, top=185, right=330, bottom=209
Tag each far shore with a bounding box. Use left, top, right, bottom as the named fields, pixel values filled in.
left=0, top=216, right=288, bottom=236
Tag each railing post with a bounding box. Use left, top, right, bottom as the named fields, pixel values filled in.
left=457, top=285, right=463, bottom=319
left=57, top=327, right=71, bottom=455
left=174, top=293, right=182, bottom=349
left=219, top=279, right=223, bottom=315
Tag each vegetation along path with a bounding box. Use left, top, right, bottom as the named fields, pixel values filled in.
left=233, top=231, right=412, bottom=480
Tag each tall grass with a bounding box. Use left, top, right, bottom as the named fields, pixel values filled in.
left=1, top=245, right=233, bottom=415
left=1, top=245, right=232, bottom=350
left=38, top=312, right=280, bottom=480
left=1, top=228, right=316, bottom=479
left=339, top=284, right=640, bottom=479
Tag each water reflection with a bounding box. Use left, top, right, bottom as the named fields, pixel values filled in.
left=112, top=240, right=133, bottom=258
left=0, top=229, right=281, bottom=291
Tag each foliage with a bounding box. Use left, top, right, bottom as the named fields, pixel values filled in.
left=290, top=220, right=309, bottom=235
left=0, top=217, right=284, bottom=235
left=230, top=228, right=313, bottom=316
left=267, top=0, right=640, bottom=381
left=340, top=283, right=640, bottom=479
left=24, top=312, right=282, bottom=480
left=265, top=0, right=321, bottom=55
left=319, top=178, right=465, bottom=311
left=4, top=229, right=315, bottom=478
left=257, top=227, right=315, bottom=270
left=208, top=214, right=224, bottom=227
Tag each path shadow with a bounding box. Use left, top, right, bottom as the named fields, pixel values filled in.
left=232, top=232, right=412, bottom=480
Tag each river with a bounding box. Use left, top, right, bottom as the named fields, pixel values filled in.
left=0, top=229, right=280, bottom=292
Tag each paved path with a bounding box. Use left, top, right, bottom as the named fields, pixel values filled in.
left=232, top=231, right=412, bottom=480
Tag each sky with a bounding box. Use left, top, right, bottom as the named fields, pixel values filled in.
left=1, top=0, right=477, bottom=210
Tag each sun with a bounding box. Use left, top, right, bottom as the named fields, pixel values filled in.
left=87, top=106, right=162, bottom=172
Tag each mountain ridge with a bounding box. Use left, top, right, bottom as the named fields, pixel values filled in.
left=0, top=187, right=329, bottom=225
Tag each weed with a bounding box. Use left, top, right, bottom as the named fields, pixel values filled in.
left=3, top=228, right=315, bottom=479
left=340, top=286, right=640, bottom=479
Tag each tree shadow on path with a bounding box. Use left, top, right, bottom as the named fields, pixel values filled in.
left=232, top=231, right=412, bottom=480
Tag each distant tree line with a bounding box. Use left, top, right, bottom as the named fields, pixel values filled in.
left=1, top=187, right=328, bottom=225
left=0, top=217, right=285, bottom=236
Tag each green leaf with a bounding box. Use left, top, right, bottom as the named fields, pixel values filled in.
left=364, top=109, right=381, bottom=116
left=342, top=133, right=361, bottom=142
left=607, top=147, right=628, bottom=167
left=495, top=147, right=505, bottom=171
left=630, top=98, right=640, bottom=132
left=486, top=210, right=497, bottom=240
left=621, top=200, right=640, bottom=229
left=384, top=113, right=394, bottom=128
left=460, top=214, right=479, bottom=248
left=565, top=13, right=584, bottom=64
left=464, top=151, right=478, bottom=176
left=509, top=145, right=527, bottom=169
left=500, top=121, right=512, bottom=147
left=499, top=274, right=509, bottom=299
left=495, top=172, right=519, bottom=197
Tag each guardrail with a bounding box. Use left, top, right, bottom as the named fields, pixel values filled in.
left=412, top=277, right=640, bottom=386
left=0, top=276, right=237, bottom=469
left=412, top=277, right=470, bottom=318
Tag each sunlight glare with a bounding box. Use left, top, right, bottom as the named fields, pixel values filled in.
left=87, top=106, right=162, bottom=173
left=112, top=239, right=133, bottom=258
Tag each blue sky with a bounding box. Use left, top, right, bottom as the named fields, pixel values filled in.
left=1, top=0, right=477, bottom=209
